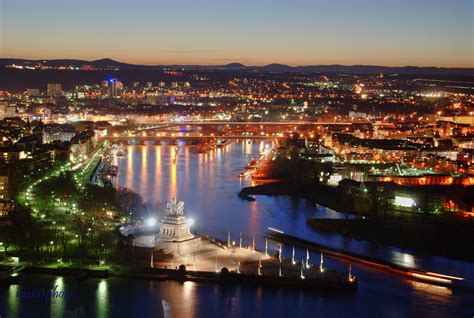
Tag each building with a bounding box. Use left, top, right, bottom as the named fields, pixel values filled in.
left=70, top=130, right=97, bottom=161
left=43, top=124, right=76, bottom=143
left=80, top=64, right=96, bottom=71
left=27, top=88, right=41, bottom=97
left=0, top=102, right=17, bottom=119
left=47, top=83, right=62, bottom=97
left=0, top=174, right=13, bottom=216
left=145, top=94, right=173, bottom=105
left=371, top=174, right=474, bottom=186
left=349, top=111, right=368, bottom=119
left=0, top=175, right=10, bottom=201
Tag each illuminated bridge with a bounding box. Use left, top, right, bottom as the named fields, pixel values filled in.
left=100, top=134, right=276, bottom=145
left=135, top=121, right=363, bottom=130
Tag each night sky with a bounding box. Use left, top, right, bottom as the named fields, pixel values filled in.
left=1, top=0, right=472, bottom=67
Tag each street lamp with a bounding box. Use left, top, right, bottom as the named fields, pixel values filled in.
left=146, top=217, right=156, bottom=227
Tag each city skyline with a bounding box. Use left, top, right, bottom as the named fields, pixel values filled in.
left=1, top=0, right=473, bottom=67
left=1, top=1, right=473, bottom=317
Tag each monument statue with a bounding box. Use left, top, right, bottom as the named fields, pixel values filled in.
left=177, top=201, right=185, bottom=216
left=166, top=197, right=185, bottom=216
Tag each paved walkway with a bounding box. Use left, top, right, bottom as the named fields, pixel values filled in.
left=149, top=238, right=334, bottom=279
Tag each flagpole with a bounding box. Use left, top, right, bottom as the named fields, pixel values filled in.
left=279, top=257, right=282, bottom=277
left=292, top=246, right=295, bottom=264
left=320, top=252, right=324, bottom=272
left=300, top=260, right=305, bottom=279
left=258, top=257, right=262, bottom=275
left=306, top=249, right=310, bottom=268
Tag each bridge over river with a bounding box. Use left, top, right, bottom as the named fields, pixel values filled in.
left=100, top=134, right=275, bottom=144
left=132, top=120, right=390, bottom=130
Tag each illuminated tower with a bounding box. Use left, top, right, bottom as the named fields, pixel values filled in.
left=108, top=78, right=123, bottom=98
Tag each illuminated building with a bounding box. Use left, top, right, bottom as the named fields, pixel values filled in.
left=372, top=174, right=474, bottom=186
left=145, top=94, right=172, bottom=105
left=0, top=174, right=13, bottom=216
left=0, top=102, right=17, bottom=119
left=394, top=195, right=415, bottom=208
left=27, top=88, right=40, bottom=97
left=47, top=83, right=62, bottom=97
left=80, top=64, right=96, bottom=70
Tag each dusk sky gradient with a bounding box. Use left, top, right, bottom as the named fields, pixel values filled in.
left=1, top=0, right=473, bottom=67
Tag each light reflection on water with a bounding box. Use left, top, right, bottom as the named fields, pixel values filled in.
left=51, top=277, right=65, bottom=317
left=182, top=281, right=197, bottom=318
left=96, top=280, right=108, bottom=317
left=7, top=284, right=18, bottom=316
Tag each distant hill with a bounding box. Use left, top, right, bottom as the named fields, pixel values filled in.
left=0, top=58, right=473, bottom=76
left=260, top=63, right=296, bottom=72
left=220, top=63, right=247, bottom=70
left=0, top=58, right=157, bottom=70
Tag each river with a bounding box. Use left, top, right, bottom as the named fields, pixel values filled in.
left=1, top=141, right=473, bottom=317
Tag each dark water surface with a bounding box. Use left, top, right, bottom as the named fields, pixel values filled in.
left=1, top=141, right=473, bottom=317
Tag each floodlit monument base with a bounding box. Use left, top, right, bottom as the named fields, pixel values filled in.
left=155, top=236, right=202, bottom=257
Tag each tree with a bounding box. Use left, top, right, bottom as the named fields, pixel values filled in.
left=115, top=187, right=143, bottom=219
left=79, top=184, right=117, bottom=216
left=35, top=173, right=79, bottom=202
left=0, top=225, right=13, bottom=253
left=369, top=186, right=392, bottom=219
left=74, top=217, right=93, bottom=263
left=8, top=204, right=38, bottom=252
left=94, top=230, right=116, bottom=263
